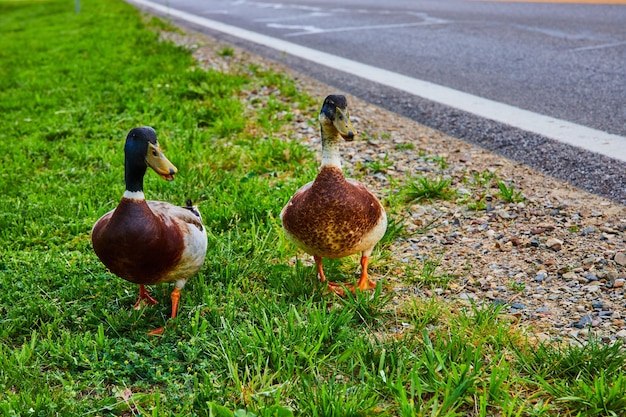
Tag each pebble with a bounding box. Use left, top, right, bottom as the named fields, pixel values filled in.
left=613, top=279, right=625, bottom=288
left=458, top=293, right=475, bottom=301
left=580, top=226, right=596, bottom=236
left=592, top=301, right=604, bottom=310
left=535, top=333, right=551, bottom=343
left=535, top=271, right=547, bottom=283
left=562, top=271, right=577, bottom=280
left=573, top=315, right=593, bottom=329
left=546, top=238, right=563, bottom=251
left=614, top=252, right=626, bottom=266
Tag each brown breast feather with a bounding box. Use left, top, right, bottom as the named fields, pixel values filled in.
left=282, top=166, right=382, bottom=257
left=92, top=198, right=184, bottom=285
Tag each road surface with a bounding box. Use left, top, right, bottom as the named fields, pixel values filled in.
left=129, top=0, right=626, bottom=203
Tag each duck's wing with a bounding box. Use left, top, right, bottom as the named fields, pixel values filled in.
left=146, top=200, right=208, bottom=282
left=280, top=181, right=313, bottom=218
left=147, top=201, right=204, bottom=232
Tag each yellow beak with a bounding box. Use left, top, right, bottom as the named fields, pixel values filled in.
left=146, top=142, right=178, bottom=181
left=333, top=107, right=356, bottom=141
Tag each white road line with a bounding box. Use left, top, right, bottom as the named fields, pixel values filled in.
left=129, top=0, right=626, bottom=162
left=572, top=41, right=626, bottom=52
left=269, top=21, right=439, bottom=37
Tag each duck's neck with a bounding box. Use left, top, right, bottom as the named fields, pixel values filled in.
left=124, top=156, right=147, bottom=195
left=320, top=128, right=342, bottom=169
left=123, top=190, right=146, bottom=200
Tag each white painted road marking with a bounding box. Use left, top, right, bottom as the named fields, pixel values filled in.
left=129, top=0, right=626, bottom=162
left=269, top=21, right=444, bottom=37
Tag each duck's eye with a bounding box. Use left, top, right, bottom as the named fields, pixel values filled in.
left=152, top=149, right=158, bottom=156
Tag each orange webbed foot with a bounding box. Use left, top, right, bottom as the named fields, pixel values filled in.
left=133, top=284, right=158, bottom=310
left=147, top=327, right=165, bottom=336
left=146, top=288, right=182, bottom=336
left=316, top=255, right=378, bottom=297
left=327, top=281, right=350, bottom=297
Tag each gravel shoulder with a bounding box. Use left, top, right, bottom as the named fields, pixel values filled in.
left=159, top=26, right=626, bottom=345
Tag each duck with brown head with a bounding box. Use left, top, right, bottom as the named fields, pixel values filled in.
left=92, top=127, right=207, bottom=335
left=281, top=95, right=387, bottom=295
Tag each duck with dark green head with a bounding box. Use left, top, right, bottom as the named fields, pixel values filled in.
left=92, top=126, right=207, bottom=335
left=281, top=95, right=387, bottom=295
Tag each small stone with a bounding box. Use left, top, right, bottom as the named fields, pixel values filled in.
left=600, top=226, right=618, bottom=234
left=573, top=314, right=593, bottom=329
left=592, top=301, right=604, bottom=310
left=562, top=271, right=577, bottom=280
left=614, top=252, right=626, bottom=266
left=511, top=302, right=526, bottom=310
left=582, top=257, right=596, bottom=265
left=580, top=226, right=596, bottom=236
left=458, top=292, right=475, bottom=301
left=586, top=273, right=598, bottom=282
left=497, top=210, right=510, bottom=219
left=546, top=238, right=563, bottom=251
left=535, top=332, right=551, bottom=343
left=616, top=330, right=626, bottom=340
left=531, top=224, right=555, bottom=235
left=601, top=233, right=614, bottom=241
left=535, top=272, right=547, bottom=283
left=613, top=279, right=625, bottom=288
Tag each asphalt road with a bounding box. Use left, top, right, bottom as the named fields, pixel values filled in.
left=130, top=0, right=626, bottom=204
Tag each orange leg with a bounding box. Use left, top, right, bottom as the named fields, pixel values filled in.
left=314, top=255, right=327, bottom=283
left=148, top=288, right=181, bottom=336
left=133, top=284, right=158, bottom=310
left=314, top=255, right=348, bottom=296
left=356, top=255, right=376, bottom=291
left=169, top=288, right=181, bottom=320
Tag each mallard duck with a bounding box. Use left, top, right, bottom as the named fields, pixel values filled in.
left=281, top=95, right=387, bottom=295
left=92, top=126, right=207, bottom=335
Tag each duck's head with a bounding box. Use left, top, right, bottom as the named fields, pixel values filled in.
left=124, top=127, right=178, bottom=192
left=319, top=95, right=356, bottom=142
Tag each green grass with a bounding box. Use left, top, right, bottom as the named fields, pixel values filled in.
left=1, top=1, right=625, bottom=416
left=402, top=175, right=455, bottom=202
left=457, top=169, right=526, bottom=211
left=496, top=181, right=524, bottom=203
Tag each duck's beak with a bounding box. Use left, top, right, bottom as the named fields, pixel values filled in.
left=146, top=142, right=178, bottom=181
left=333, top=107, right=356, bottom=141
